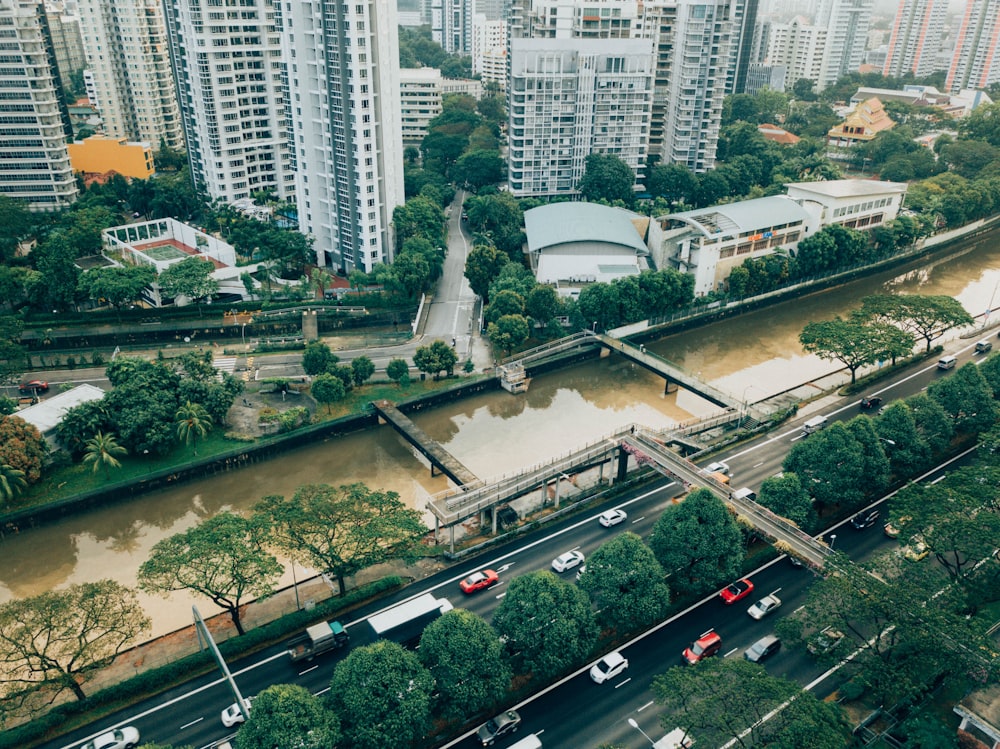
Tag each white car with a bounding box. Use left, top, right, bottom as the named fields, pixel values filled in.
left=221, top=696, right=253, bottom=727
left=590, top=651, right=629, bottom=683
left=82, top=727, right=140, bottom=749
left=551, top=550, right=585, bottom=572
left=747, top=594, right=782, bottom=620
left=705, top=461, right=730, bottom=476
left=598, top=509, right=628, bottom=527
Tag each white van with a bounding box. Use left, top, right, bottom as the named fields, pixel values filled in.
left=732, top=487, right=757, bottom=501
left=802, top=415, right=828, bottom=434
left=507, top=735, right=543, bottom=749
left=937, top=355, right=957, bottom=370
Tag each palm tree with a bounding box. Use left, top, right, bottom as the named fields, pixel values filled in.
left=83, top=431, right=128, bottom=480
left=176, top=401, right=211, bottom=455
left=0, top=464, right=27, bottom=502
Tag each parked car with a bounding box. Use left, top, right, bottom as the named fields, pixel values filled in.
left=551, top=550, right=585, bottom=572
left=902, top=537, right=929, bottom=562
left=460, top=569, right=499, bottom=594
left=590, top=651, right=629, bottom=683
left=18, top=380, right=48, bottom=394
left=598, top=508, right=628, bottom=527
left=705, top=461, right=730, bottom=476
left=850, top=508, right=880, bottom=530
left=576, top=564, right=587, bottom=582
left=82, top=727, right=140, bottom=749
left=747, top=594, right=782, bottom=620
left=719, top=578, right=754, bottom=605
left=682, top=630, right=722, bottom=664
left=859, top=395, right=882, bottom=410
left=807, top=626, right=845, bottom=656
left=744, top=635, right=781, bottom=663
left=883, top=516, right=911, bottom=538
left=477, top=709, right=521, bottom=746
left=221, top=697, right=253, bottom=727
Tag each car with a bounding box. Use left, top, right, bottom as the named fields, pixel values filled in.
left=850, top=508, right=880, bottom=530
left=551, top=549, right=585, bottom=572
left=744, top=635, right=781, bottom=663
left=18, top=380, right=48, bottom=394
left=883, top=516, right=911, bottom=538
left=460, top=569, right=499, bottom=594
left=598, top=508, right=628, bottom=527
left=807, top=626, right=845, bottom=656
left=719, top=578, right=754, bottom=605
left=221, top=696, right=253, bottom=727
left=590, top=651, right=629, bottom=683
left=902, top=537, right=929, bottom=561
left=682, top=630, right=722, bottom=664
left=477, top=709, right=521, bottom=746
left=705, top=461, right=730, bottom=476
left=747, top=594, right=782, bottom=620
left=82, top=727, right=141, bottom=749
left=859, top=395, right=882, bottom=410
left=576, top=564, right=587, bottom=581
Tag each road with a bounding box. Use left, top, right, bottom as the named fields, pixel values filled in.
left=46, top=340, right=984, bottom=749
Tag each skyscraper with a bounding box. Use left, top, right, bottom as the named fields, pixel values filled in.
left=814, top=0, right=873, bottom=90
left=78, top=0, right=182, bottom=149
left=729, top=0, right=760, bottom=94
left=883, top=0, right=947, bottom=78
left=946, top=0, right=1000, bottom=93
left=0, top=0, right=77, bottom=210
left=281, top=0, right=404, bottom=272
left=432, top=0, right=472, bottom=54
left=164, top=0, right=294, bottom=204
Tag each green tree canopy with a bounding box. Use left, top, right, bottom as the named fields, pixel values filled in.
left=927, top=361, right=998, bottom=436
left=386, top=358, right=411, bottom=387
left=783, top=422, right=869, bottom=512
left=157, top=257, right=219, bottom=303
left=757, top=472, right=817, bottom=531
left=0, top=415, right=47, bottom=484
left=77, top=265, right=156, bottom=314
left=237, top=683, right=340, bottom=749
left=350, top=355, right=376, bottom=387
left=412, top=339, right=459, bottom=379
left=464, top=243, right=510, bottom=301
left=454, top=149, right=506, bottom=191
left=799, top=317, right=888, bottom=384
left=82, top=430, right=127, bottom=479
left=875, top=401, right=931, bottom=477
left=138, top=512, right=282, bottom=635
left=301, top=341, right=339, bottom=377
left=577, top=154, right=635, bottom=205
left=175, top=400, right=212, bottom=455
left=648, top=489, right=743, bottom=596
left=255, top=483, right=425, bottom=596
left=487, top=314, right=530, bottom=356
left=310, top=373, right=347, bottom=414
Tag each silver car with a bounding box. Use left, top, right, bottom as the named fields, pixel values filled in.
left=82, top=727, right=140, bottom=749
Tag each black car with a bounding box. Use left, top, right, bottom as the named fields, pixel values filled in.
left=850, top=508, right=880, bottom=529
left=860, top=395, right=882, bottom=410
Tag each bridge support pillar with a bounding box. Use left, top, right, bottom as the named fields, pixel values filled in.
left=616, top=445, right=629, bottom=483
left=301, top=310, right=319, bottom=341
left=553, top=477, right=561, bottom=509
left=430, top=463, right=438, bottom=477
left=599, top=346, right=611, bottom=359
left=449, top=524, right=455, bottom=554
left=664, top=378, right=678, bottom=395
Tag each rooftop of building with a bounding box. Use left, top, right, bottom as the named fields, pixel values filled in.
left=14, top=384, right=106, bottom=437
left=525, top=202, right=647, bottom=254
left=664, top=196, right=809, bottom=238
left=784, top=178, right=908, bottom=198
left=758, top=123, right=800, bottom=144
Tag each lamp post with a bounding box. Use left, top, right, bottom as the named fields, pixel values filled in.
left=829, top=533, right=837, bottom=550
left=592, top=321, right=598, bottom=333
left=628, top=718, right=655, bottom=748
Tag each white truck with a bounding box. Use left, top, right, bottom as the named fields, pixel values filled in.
left=367, top=593, right=452, bottom=647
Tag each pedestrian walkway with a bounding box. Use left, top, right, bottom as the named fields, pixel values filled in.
left=213, top=357, right=237, bottom=375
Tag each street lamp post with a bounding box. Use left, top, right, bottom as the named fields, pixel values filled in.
left=628, top=718, right=655, bottom=748
left=829, top=533, right=837, bottom=550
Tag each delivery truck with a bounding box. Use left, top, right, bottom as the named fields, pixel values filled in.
left=368, top=593, right=452, bottom=647
left=287, top=619, right=350, bottom=661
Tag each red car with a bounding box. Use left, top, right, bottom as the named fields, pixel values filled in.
left=683, top=630, right=722, bottom=665
left=18, top=380, right=48, bottom=394
left=459, top=569, right=499, bottom=594
left=719, top=578, right=754, bottom=605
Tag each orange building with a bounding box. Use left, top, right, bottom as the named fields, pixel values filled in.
left=68, top=135, right=154, bottom=180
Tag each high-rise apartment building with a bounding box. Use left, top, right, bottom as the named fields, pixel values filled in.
left=946, top=0, right=1000, bottom=93
left=164, top=0, right=294, bottom=204
left=814, top=0, right=873, bottom=90
left=766, top=16, right=827, bottom=92
left=432, top=0, right=472, bottom=53
left=472, top=14, right=506, bottom=89
left=44, top=3, right=85, bottom=91
left=281, top=0, right=404, bottom=272
left=729, top=0, right=759, bottom=94
left=78, top=0, right=182, bottom=149
left=0, top=0, right=77, bottom=210
left=883, top=0, right=946, bottom=78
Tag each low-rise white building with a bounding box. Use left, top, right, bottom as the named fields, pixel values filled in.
left=14, top=384, right=106, bottom=447
left=785, top=179, right=907, bottom=231
left=525, top=203, right=650, bottom=298
left=399, top=68, right=444, bottom=143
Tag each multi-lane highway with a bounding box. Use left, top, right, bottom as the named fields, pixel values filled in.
left=48, top=341, right=989, bottom=749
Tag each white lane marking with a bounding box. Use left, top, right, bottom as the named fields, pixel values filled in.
left=298, top=665, right=319, bottom=676
left=180, top=717, right=204, bottom=730
left=637, top=700, right=655, bottom=712
left=723, top=647, right=739, bottom=658
left=631, top=516, right=645, bottom=524
left=615, top=678, right=632, bottom=688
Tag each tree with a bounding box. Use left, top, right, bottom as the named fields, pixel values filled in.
left=799, top=317, right=885, bottom=384
left=783, top=422, right=868, bottom=512
left=82, top=431, right=127, bottom=479
left=175, top=400, right=212, bottom=455
left=0, top=415, right=47, bottom=484
left=464, top=244, right=509, bottom=302
left=419, top=609, right=510, bottom=724
left=0, top=314, right=26, bottom=384
left=138, top=512, right=282, bottom=635
left=156, top=257, right=219, bottom=304
left=350, top=355, right=376, bottom=387
left=77, top=265, right=156, bottom=317
left=875, top=401, right=931, bottom=476
left=301, top=341, right=339, bottom=377
left=310, top=373, right=347, bottom=414
left=328, top=641, right=434, bottom=749
left=0, top=463, right=26, bottom=503
left=646, top=163, right=698, bottom=206
left=845, top=416, right=891, bottom=498
left=877, top=295, right=973, bottom=352
left=256, top=483, right=426, bottom=596
left=487, top=314, right=530, bottom=356
left=492, top=570, right=598, bottom=681
left=907, top=393, right=954, bottom=456
left=0, top=196, right=34, bottom=264
left=525, top=285, right=560, bottom=326
left=957, top=100, right=1000, bottom=147
left=927, top=362, right=999, bottom=436
left=310, top=267, right=333, bottom=299
left=386, top=358, right=410, bottom=387
left=30, top=239, right=81, bottom=311
left=651, top=658, right=849, bottom=749
left=757, top=473, right=817, bottom=531
left=577, top=154, right=635, bottom=205
left=236, top=683, right=340, bottom=749
left=0, top=580, right=150, bottom=702
left=648, top=489, right=743, bottom=596
left=454, top=149, right=506, bottom=191
left=413, top=339, right=459, bottom=380
left=176, top=352, right=243, bottom=426
left=484, top=289, right=525, bottom=324
left=578, top=532, right=671, bottom=634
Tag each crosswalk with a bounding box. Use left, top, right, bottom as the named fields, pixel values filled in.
left=213, top=357, right=237, bottom=374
